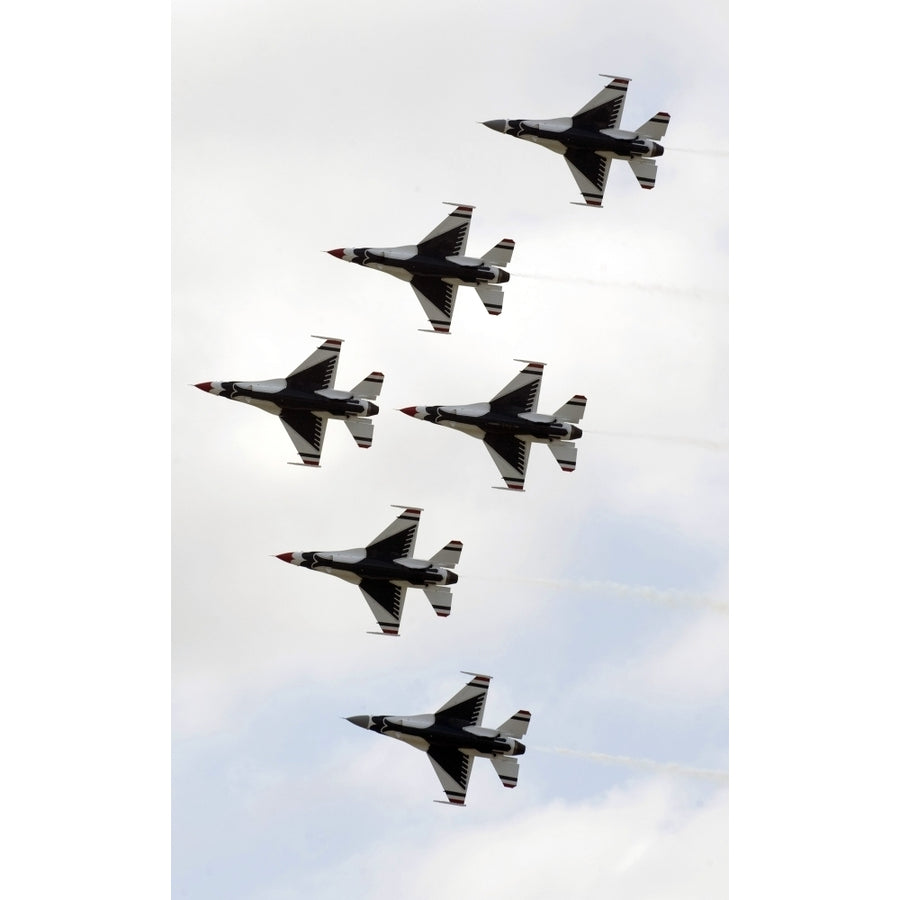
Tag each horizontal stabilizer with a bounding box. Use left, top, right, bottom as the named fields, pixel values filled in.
left=637, top=111, right=670, bottom=140
left=424, top=585, right=453, bottom=617
left=344, top=417, right=374, bottom=449
left=490, top=755, right=520, bottom=789
left=498, top=709, right=531, bottom=738
left=481, top=238, right=515, bottom=267
left=474, top=283, right=504, bottom=316
left=430, top=540, right=463, bottom=569
left=351, top=371, right=384, bottom=400
left=553, top=394, right=587, bottom=423
left=628, top=157, right=658, bottom=190
left=548, top=441, right=578, bottom=473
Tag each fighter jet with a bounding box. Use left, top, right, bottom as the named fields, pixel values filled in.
left=327, top=203, right=514, bottom=334
left=400, top=360, right=586, bottom=491
left=346, top=672, right=530, bottom=806
left=275, top=506, right=462, bottom=636
left=194, top=336, right=382, bottom=467
left=482, top=76, right=670, bottom=207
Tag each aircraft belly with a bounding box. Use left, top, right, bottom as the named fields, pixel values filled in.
left=236, top=397, right=283, bottom=416
left=524, top=135, right=567, bottom=154
left=444, top=421, right=486, bottom=438
left=319, top=568, right=362, bottom=585
left=386, top=731, right=430, bottom=751
left=371, top=263, right=413, bottom=282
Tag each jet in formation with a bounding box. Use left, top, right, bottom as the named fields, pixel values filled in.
left=275, top=506, right=462, bottom=636
left=400, top=360, right=586, bottom=490
left=346, top=672, right=530, bottom=806
left=327, top=204, right=514, bottom=334
left=195, top=336, right=382, bottom=467
left=482, top=76, right=670, bottom=208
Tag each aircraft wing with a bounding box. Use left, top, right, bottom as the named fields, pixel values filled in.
left=435, top=672, right=491, bottom=727
left=564, top=150, right=611, bottom=208
left=285, top=336, right=342, bottom=390
left=490, top=361, right=544, bottom=413
left=365, top=507, right=421, bottom=560
left=280, top=410, right=327, bottom=466
left=410, top=277, right=458, bottom=334
left=572, top=76, right=628, bottom=130
left=358, top=580, right=406, bottom=636
left=483, top=433, right=532, bottom=491
left=417, top=204, right=472, bottom=257
left=427, top=746, right=473, bottom=806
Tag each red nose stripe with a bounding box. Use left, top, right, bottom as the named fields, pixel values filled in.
left=194, top=382, right=212, bottom=392
left=398, top=407, right=417, bottom=417
left=326, top=248, right=345, bottom=258
left=275, top=553, right=294, bottom=563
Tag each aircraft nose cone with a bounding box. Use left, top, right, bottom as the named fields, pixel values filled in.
left=345, top=715, right=370, bottom=730
left=482, top=119, right=507, bottom=133
left=275, top=552, right=295, bottom=564
left=398, top=406, right=418, bottom=418
left=326, top=248, right=346, bottom=259
left=194, top=382, right=212, bottom=392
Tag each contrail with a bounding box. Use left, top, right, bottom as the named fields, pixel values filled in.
left=515, top=271, right=723, bottom=301
left=665, top=146, right=729, bottom=157
left=468, top=574, right=728, bottom=614
left=534, top=746, right=729, bottom=783
left=584, top=428, right=728, bottom=452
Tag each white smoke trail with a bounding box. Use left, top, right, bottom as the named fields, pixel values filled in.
left=665, top=146, right=729, bottom=157
left=515, top=271, right=722, bottom=301
left=584, top=428, right=728, bottom=452
left=468, top=574, right=728, bottom=614
left=534, top=746, right=729, bottom=783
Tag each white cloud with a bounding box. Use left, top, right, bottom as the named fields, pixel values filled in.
left=316, top=778, right=728, bottom=900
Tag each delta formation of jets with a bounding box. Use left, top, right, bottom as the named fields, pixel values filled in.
left=191, top=76, right=669, bottom=805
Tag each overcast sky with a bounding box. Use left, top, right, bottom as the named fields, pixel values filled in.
left=170, top=1, right=729, bottom=897
left=6, top=2, right=900, bottom=899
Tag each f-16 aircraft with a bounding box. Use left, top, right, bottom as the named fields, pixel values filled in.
left=194, top=336, right=383, bottom=467
left=346, top=672, right=530, bottom=806
left=327, top=203, right=514, bottom=334
left=400, top=360, right=586, bottom=491
left=482, top=76, right=670, bottom=207
left=275, top=506, right=462, bottom=636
